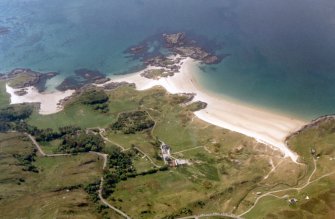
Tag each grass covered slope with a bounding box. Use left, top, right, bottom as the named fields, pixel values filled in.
left=0, top=81, right=10, bottom=107
left=240, top=116, right=335, bottom=219
left=0, top=81, right=334, bottom=218
left=0, top=132, right=122, bottom=219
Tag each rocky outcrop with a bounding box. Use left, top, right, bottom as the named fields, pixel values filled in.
left=0, top=73, right=5, bottom=80
left=162, top=32, right=186, bottom=47
left=125, top=32, right=224, bottom=66
left=172, top=46, right=221, bottom=64
left=285, top=115, right=335, bottom=142
left=144, top=56, right=182, bottom=73
left=140, top=69, right=174, bottom=80
left=57, top=69, right=107, bottom=91
left=14, top=89, right=28, bottom=96
left=94, top=78, right=111, bottom=84
left=7, top=68, right=58, bottom=92
left=103, top=81, right=135, bottom=90
left=190, top=101, right=208, bottom=111
left=75, top=69, right=105, bottom=82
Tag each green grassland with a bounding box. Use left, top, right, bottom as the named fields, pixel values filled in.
left=0, top=81, right=334, bottom=218
left=241, top=118, right=335, bottom=219
left=28, top=104, right=115, bottom=129
left=0, top=80, right=10, bottom=107
left=0, top=132, right=122, bottom=219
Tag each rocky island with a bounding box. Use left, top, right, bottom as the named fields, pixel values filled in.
left=127, top=32, right=224, bottom=66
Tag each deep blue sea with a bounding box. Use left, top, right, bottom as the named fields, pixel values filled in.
left=1, top=0, right=335, bottom=119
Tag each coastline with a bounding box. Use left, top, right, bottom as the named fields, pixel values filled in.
left=110, top=58, right=307, bottom=162
left=5, top=84, right=75, bottom=115
left=3, top=57, right=307, bottom=161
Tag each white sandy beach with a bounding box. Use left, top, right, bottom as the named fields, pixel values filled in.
left=4, top=57, right=306, bottom=161
left=110, top=58, right=306, bottom=162
left=6, top=84, right=74, bottom=115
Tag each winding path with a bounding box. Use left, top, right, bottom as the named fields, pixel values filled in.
left=238, top=158, right=335, bottom=217
left=25, top=132, right=131, bottom=219
left=97, top=128, right=126, bottom=151
left=25, top=133, right=70, bottom=157
left=177, top=212, right=243, bottom=219
left=133, top=146, right=162, bottom=168
left=176, top=158, right=335, bottom=219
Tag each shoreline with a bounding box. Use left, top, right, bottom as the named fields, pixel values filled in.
left=3, top=57, right=307, bottom=161
left=5, top=84, right=75, bottom=115
left=110, top=58, right=306, bottom=162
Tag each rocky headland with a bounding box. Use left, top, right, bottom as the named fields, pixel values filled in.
left=6, top=68, right=58, bottom=92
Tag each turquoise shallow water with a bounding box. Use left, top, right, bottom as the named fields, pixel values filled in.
left=1, top=0, right=335, bottom=119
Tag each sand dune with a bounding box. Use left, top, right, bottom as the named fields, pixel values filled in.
left=110, top=58, right=306, bottom=162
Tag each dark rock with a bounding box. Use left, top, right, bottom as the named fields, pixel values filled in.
left=74, top=69, right=105, bottom=82
left=56, top=76, right=83, bottom=91
left=173, top=46, right=220, bottom=64
left=144, top=56, right=182, bottom=73
left=203, top=55, right=221, bottom=64
left=94, top=78, right=110, bottom=84
left=140, top=69, right=174, bottom=80
left=162, top=32, right=186, bottom=47
left=127, top=45, right=148, bottom=55
left=14, top=89, right=28, bottom=96
left=285, top=115, right=335, bottom=143
left=57, top=69, right=107, bottom=91
left=0, top=27, right=9, bottom=36
left=0, top=73, right=6, bottom=80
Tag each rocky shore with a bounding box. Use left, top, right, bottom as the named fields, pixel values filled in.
left=126, top=32, right=224, bottom=66
left=162, top=32, right=222, bottom=64
left=56, top=69, right=109, bottom=91
left=6, top=68, right=58, bottom=92
left=285, top=115, right=335, bottom=143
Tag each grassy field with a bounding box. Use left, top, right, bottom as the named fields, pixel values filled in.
left=28, top=104, right=116, bottom=129
left=1, top=81, right=334, bottom=218
left=0, top=81, right=10, bottom=107
left=0, top=132, right=122, bottom=219
left=241, top=117, right=335, bottom=218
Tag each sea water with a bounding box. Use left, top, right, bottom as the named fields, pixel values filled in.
left=1, top=0, right=335, bottom=119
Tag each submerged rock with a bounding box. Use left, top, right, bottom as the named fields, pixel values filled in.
left=125, top=32, right=224, bottom=67
left=173, top=46, right=221, bottom=64
left=57, top=69, right=107, bottom=91
left=126, top=44, right=148, bottom=55
left=0, top=27, right=9, bottom=36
